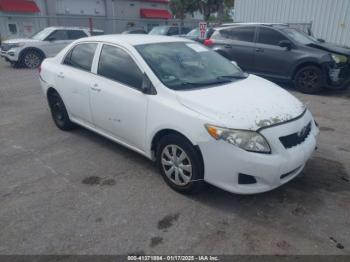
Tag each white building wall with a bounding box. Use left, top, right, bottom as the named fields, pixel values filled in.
left=235, top=0, right=350, bottom=47
left=55, top=0, right=106, bottom=16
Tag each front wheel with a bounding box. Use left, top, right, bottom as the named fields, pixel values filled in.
left=21, top=50, right=43, bottom=69
left=156, top=134, right=204, bottom=194
left=294, top=66, right=323, bottom=94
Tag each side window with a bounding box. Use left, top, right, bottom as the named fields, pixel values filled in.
left=68, top=30, right=88, bottom=40
left=220, top=27, right=255, bottom=42
left=47, top=30, right=69, bottom=40
left=63, top=43, right=97, bottom=71
left=98, top=45, right=143, bottom=90
left=257, top=27, right=288, bottom=46
left=167, top=27, right=179, bottom=36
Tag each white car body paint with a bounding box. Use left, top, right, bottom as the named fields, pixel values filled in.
left=39, top=35, right=319, bottom=194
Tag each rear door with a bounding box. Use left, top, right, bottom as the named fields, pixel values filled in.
left=56, top=42, right=97, bottom=125
left=211, top=26, right=257, bottom=71
left=253, top=27, right=295, bottom=78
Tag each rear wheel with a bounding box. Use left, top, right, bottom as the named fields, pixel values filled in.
left=21, top=50, right=43, bottom=69
left=294, top=66, right=323, bottom=94
left=156, top=134, right=204, bottom=194
left=48, top=92, right=74, bottom=131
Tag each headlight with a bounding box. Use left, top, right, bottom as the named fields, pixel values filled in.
left=331, top=54, right=348, bottom=64
left=205, top=124, right=271, bottom=153
left=9, top=43, right=25, bottom=49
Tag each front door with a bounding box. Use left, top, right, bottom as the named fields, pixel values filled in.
left=90, top=44, right=148, bottom=151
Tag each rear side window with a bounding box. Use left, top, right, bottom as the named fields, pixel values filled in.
left=97, top=45, right=143, bottom=90
left=47, top=30, right=69, bottom=40
left=68, top=30, right=87, bottom=40
left=257, top=27, right=288, bottom=46
left=220, top=27, right=255, bottom=42
left=63, top=43, right=97, bottom=71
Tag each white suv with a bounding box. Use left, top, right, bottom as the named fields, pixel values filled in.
left=0, top=26, right=103, bottom=68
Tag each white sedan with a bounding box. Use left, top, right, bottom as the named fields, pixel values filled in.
left=39, top=35, right=319, bottom=194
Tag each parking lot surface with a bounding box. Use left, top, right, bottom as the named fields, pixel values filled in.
left=0, top=59, right=350, bottom=255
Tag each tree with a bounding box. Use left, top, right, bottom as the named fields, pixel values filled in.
left=198, top=0, right=235, bottom=22
left=170, top=0, right=198, bottom=20
left=169, top=0, right=235, bottom=22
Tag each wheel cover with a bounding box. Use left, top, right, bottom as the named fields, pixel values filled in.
left=161, top=145, right=193, bottom=186
left=51, top=95, right=65, bottom=123
left=298, top=70, right=320, bottom=89
left=24, top=53, right=40, bottom=68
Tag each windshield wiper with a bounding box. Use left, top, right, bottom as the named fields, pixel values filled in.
left=181, top=78, right=232, bottom=87
left=217, top=73, right=249, bottom=80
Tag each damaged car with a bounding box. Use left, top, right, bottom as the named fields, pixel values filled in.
left=39, top=35, right=319, bottom=194
left=204, top=24, right=350, bottom=94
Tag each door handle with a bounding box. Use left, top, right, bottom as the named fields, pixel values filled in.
left=256, top=48, right=264, bottom=53
left=57, top=72, right=64, bottom=78
left=224, top=44, right=232, bottom=48
left=91, top=84, right=101, bottom=92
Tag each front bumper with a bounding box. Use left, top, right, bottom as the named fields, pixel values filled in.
left=198, top=110, right=319, bottom=194
left=0, top=49, right=20, bottom=62
left=324, top=62, right=350, bottom=89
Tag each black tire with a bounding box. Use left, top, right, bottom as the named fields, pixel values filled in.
left=294, top=66, right=323, bottom=94
left=156, top=134, right=205, bottom=194
left=48, top=92, right=75, bottom=131
left=20, top=50, right=43, bottom=69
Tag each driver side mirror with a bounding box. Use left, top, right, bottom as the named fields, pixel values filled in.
left=278, top=40, right=293, bottom=50
left=46, top=36, right=56, bottom=42
left=141, top=73, right=156, bottom=95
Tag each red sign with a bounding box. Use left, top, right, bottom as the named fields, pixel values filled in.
left=199, top=22, right=207, bottom=40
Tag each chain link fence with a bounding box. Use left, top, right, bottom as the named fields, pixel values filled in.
left=0, top=14, right=313, bottom=42
left=0, top=14, right=201, bottom=40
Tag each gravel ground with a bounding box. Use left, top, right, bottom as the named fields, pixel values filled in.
left=0, top=59, right=350, bottom=255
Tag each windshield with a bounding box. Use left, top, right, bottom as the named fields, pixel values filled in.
left=186, top=28, right=199, bottom=37
left=282, top=28, right=318, bottom=45
left=149, top=26, right=168, bottom=35
left=30, top=28, right=53, bottom=40
left=136, top=42, right=247, bottom=90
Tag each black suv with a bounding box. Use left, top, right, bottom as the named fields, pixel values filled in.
left=204, top=24, right=350, bottom=93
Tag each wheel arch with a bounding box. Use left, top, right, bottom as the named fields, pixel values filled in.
left=150, top=129, right=204, bottom=170
left=292, top=61, right=323, bottom=80
left=46, top=87, right=58, bottom=99
left=19, top=47, right=46, bottom=60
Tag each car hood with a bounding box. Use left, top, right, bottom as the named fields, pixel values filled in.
left=176, top=75, right=305, bottom=131
left=3, top=38, right=39, bottom=44
left=307, top=42, right=350, bottom=56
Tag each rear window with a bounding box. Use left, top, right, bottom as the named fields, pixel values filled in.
left=219, top=27, right=255, bottom=42
left=63, top=43, right=97, bottom=71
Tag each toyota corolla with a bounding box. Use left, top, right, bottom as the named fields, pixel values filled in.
left=39, top=35, right=319, bottom=194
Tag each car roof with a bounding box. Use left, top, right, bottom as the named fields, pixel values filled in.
left=221, top=22, right=288, bottom=26
left=45, top=26, right=104, bottom=32
left=79, top=34, right=190, bottom=46
left=216, top=23, right=289, bottom=30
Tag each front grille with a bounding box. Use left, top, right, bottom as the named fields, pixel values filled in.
left=0, top=44, right=11, bottom=52
left=279, top=122, right=311, bottom=149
